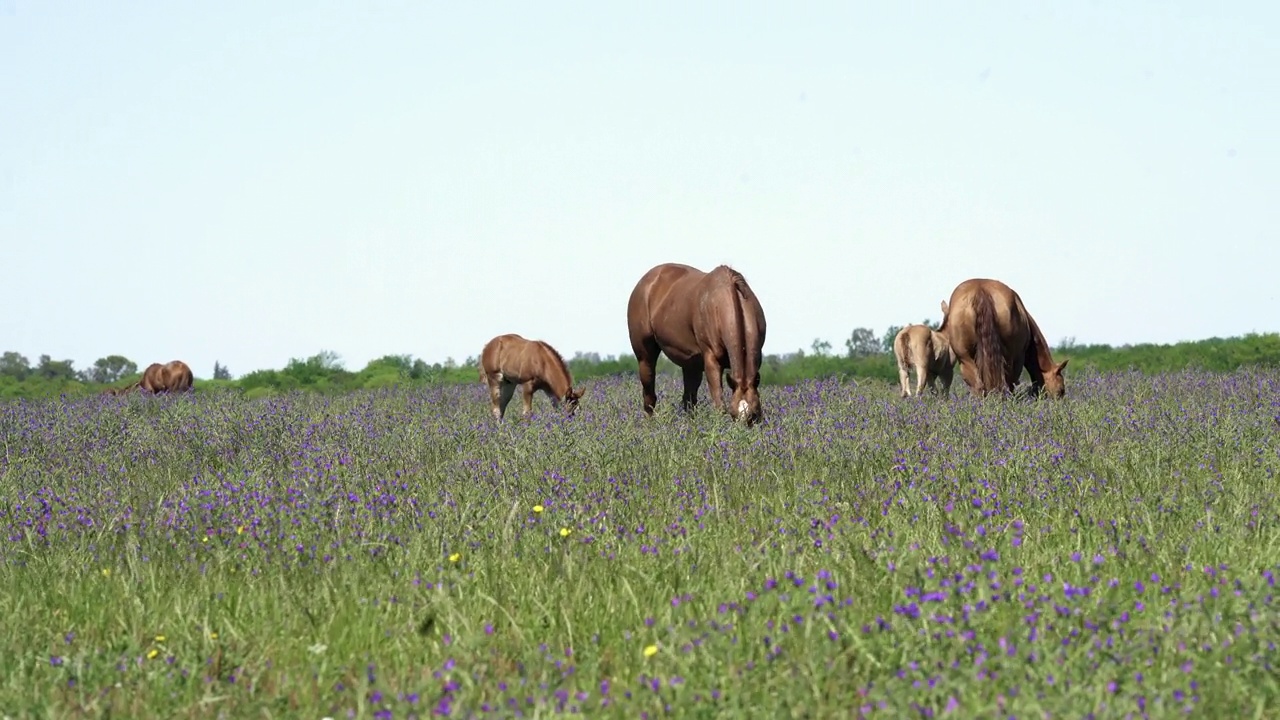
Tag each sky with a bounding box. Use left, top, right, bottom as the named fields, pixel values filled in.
left=2, top=1, right=1277, bottom=379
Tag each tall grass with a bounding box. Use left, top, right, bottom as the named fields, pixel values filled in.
left=1, top=368, right=1278, bottom=717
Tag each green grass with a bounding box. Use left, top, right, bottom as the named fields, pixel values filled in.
left=0, top=368, right=1278, bottom=718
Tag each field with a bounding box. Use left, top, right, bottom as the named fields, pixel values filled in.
left=1, top=369, right=1278, bottom=718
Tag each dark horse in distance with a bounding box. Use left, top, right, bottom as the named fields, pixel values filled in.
left=937, top=278, right=1068, bottom=399
left=626, top=263, right=767, bottom=426
left=104, top=359, right=195, bottom=396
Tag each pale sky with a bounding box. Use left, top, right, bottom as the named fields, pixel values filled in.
left=3, top=1, right=1277, bottom=379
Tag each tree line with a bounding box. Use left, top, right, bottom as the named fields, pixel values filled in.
left=3, top=324, right=1279, bottom=401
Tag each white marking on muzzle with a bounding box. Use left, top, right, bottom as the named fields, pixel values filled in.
left=737, top=399, right=749, bottom=418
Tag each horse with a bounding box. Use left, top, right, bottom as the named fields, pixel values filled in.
left=479, top=334, right=584, bottom=421
left=106, top=360, right=195, bottom=396
left=626, top=263, right=767, bottom=426
left=936, top=278, right=1068, bottom=398
left=893, top=324, right=956, bottom=398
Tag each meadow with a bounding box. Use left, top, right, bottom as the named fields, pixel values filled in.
left=1, top=368, right=1278, bottom=718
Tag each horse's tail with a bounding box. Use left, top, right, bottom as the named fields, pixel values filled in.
left=973, top=288, right=1007, bottom=394
left=893, top=328, right=911, bottom=371
left=725, top=269, right=761, bottom=390
left=723, top=274, right=747, bottom=383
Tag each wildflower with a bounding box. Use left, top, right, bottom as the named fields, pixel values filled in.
left=147, top=649, right=159, bottom=660
left=560, top=527, right=572, bottom=538
left=100, top=569, right=110, bottom=577
left=236, top=526, right=245, bottom=535
left=448, top=553, right=461, bottom=563
left=533, top=505, right=544, bottom=513
left=155, top=635, right=166, bottom=643
left=643, top=644, right=658, bottom=658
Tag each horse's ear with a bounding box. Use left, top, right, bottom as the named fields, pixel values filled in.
left=940, top=300, right=949, bottom=315
left=1057, top=359, right=1069, bottom=373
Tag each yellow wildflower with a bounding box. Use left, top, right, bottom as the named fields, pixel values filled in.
left=100, top=568, right=111, bottom=577
left=559, top=527, right=572, bottom=538
left=236, top=525, right=245, bottom=535
left=448, top=553, right=461, bottom=563
left=643, top=644, right=658, bottom=658
left=210, top=632, right=218, bottom=640
left=533, top=505, right=544, bottom=513
left=147, top=649, right=159, bottom=660
left=154, top=635, right=166, bottom=643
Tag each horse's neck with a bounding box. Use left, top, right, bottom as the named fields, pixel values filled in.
left=1027, top=319, right=1056, bottom=371
left=541, top=354, right=572, bottom=397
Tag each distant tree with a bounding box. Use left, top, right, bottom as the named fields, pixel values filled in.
left=409, top=359, right=431, bottom=380
left=366, top=355, right=413, bottom=374
left=35, top=354, right=77, bottom=382
left=213, top=361, right=232, bottom=380
left=443, top=357, right=457, bottom=370
left=0, top=351, right=31, bottom=380
left=86, top=355, right=138, bottom=384
left=844, top=328, right=880, bottom=358
left=810, top=338, right=833, bottom=357
left=880, top=325, right=905, bottom=355
left=312, top=350, right=343, bottom=370
left=1057, top=336, right=1078, bottom=351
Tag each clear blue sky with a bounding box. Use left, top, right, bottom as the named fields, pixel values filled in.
left=3, top=1, right=1277, bottom=379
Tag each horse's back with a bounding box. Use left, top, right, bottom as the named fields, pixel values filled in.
left=628, top=263, right=709, bottom=334
left=895, top=324, right=935, bottom=365
left=482, top=334, right=551, bottom=383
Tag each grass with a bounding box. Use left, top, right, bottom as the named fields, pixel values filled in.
left=1, top=368, right=1278, bottom=718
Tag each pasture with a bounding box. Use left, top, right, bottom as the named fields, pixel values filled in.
left=1, top=368, right=1278, bottom=718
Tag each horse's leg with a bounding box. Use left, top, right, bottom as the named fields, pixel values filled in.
left=702, top=353, right=728, bottom=414
left=939, top=364, right=954, bottom=398
left=632, top=337, right=660, bottom=416
left=958, top=361, right=984, bottom=397
left=897, top=360, right=912, bottom=398
left=486, top=375, right=504, bottom=420
left=497, top=380, right=517, bottom=420
left=681, top=363, right=703, bottom=413
left=521, top=382, right=535, bottom=418
left=1008, top=351, right=1028, bottom=396
left=1021, top=343, right=1044, bottom=397
left=914, top=361, right=929, bottom=397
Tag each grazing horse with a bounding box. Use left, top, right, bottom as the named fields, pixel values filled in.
left=479, top=334, right=584, bottom=421
left=626, top=263, right=767, bottom=426
left=893, top=324, right=956, bottom=398
left=106, top=360, right=195, bottom=395
left=937, top=278, right=1068, bottom=398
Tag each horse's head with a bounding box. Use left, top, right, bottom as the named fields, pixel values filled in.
left=728, top=373, right=764, bottom=427
left=1041, top=359, right=1069, bottom=399
left=563, top=386, right=585, bottom=416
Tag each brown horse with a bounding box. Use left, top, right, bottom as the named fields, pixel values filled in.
left=479, top=334, right=584, bottom=421
left=893, top=324, right=956, bottom=398
left=937, top=278, right=1068, bottom=398
left=626, top=263, right=767, bottom=426
left=107, top=360, right=195, bottom=396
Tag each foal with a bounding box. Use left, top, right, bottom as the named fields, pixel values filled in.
left=479, top=334, right=584, bottom=421
left=893, top=324, right=956, bottom=398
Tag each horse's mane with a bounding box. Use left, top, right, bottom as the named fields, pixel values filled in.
left=536, top=340, right=570, bottom=372
left=1025, top=313, right=1052, bottom=356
